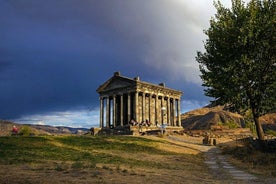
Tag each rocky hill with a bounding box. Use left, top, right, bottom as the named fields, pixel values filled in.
left=0, top=120, right=90, bottom=136
left=260, top=113, right=276, bottom=132
left=181, top=106, right=276, bottom=131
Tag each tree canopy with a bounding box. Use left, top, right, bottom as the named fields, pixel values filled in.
left=196, top=0, right=276, bottom=140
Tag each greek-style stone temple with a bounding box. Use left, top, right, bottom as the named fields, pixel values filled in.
left=96, top=72, right=183, bottom=128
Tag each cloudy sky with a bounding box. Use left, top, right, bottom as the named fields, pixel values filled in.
left=0, top=0, right=246, bottom=128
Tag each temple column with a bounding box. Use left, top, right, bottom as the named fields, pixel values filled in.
left=100, top=97, right=104, bottom=128
left=142, top=93, right=145, bottom=122
left=106, top=97, right=110, bottom=128
left=120, top=94, right=124, bottom=126
left=155, top=95, right=158, bottom=125
left=112, top=95, right=116, bottom=127
left=127, top=93, right=131, bottom=123
left=134, top=92, right=138, bottom=121
left=172, top=98, right=175, bottom=126
left=177, top=99, right=181, bottom=127
left=161, top=96, right=164, bottom=125
left=148, top=94, right=151, bottom=124
left=167, top=98, right=171, bottom=126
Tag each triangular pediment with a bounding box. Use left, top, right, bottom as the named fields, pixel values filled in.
left=97, top=76, right=135, bottom=93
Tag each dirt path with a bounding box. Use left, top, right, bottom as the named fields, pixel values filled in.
left=204, top=147, right=260, bottom=183
left=168, top=136, right=276, bottom=184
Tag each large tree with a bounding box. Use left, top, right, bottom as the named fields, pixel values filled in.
left=196, top=0, right=275, bottom=141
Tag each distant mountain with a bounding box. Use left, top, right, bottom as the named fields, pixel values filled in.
left=0, top=120, right=90, bottom=136
left=29, top=124, right=90, bottom=135
left=181, top=106, right=276, bottom=131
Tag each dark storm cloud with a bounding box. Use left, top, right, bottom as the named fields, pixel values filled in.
left=0, top=0, right=215, bottom=121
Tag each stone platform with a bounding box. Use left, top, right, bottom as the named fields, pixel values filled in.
left=130, top=125, right=184, bottom=135
left=94, top=125, right=184, bottom=136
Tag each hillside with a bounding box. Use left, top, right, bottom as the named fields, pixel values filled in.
left=181, top=106, right=276, bottom=131
left=259, top=113, right=276, bottom=124
left=0, top=120, right=90, bottom=136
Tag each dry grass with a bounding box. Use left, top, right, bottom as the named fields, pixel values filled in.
left=219, top=140, right=276, bottom=177
left=1, top=135, right=275, bottom=183
left=0, top=135, right=217, bottom=184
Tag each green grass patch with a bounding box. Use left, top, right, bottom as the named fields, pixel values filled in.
left=54, top=136, right=167, bottom=154
left=266, top=130, right=276, bottom=137
left=0, top=135, right=175, bottom=169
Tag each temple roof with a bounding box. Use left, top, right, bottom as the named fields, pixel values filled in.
left=96, top=72, right=183, bottom=97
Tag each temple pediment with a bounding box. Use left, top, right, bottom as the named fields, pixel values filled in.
left=103, top=78, right=135, bottom=91
left=96, top=72, right=136, bottom=93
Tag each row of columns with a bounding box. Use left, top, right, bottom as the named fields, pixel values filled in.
left=99, top=92, right=181, bottom=128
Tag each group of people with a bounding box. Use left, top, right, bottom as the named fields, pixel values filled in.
left=129, top=119, right=151, bottom=127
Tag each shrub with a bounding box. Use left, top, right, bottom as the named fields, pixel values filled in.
left=218, top=121, right=239, bottom=129
left=266, top=130, right=276, bottom=137
left=245, top=121, right=257, bottom=135
left=225, top=121, right=239, bottom=129
left=19, top=126, right=33, bottom=136
left=71, top=161, right=84, bottom=169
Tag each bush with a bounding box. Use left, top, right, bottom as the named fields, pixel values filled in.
left=218, top=121, right=239, bottom=129
left=19, top=126, right=33, bottom=136
left=266, top=130, right=276, bottom=137
left=245, top=121, right=257, bottom=135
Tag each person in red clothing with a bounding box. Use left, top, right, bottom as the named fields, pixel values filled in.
left=12, top=125, right=18, bottom=135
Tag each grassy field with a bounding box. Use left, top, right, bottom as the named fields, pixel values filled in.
left=1, top=135, right=275, bottom=184
left=0, top=135, right=216, bottom=184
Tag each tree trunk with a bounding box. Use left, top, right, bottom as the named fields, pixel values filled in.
left=252, top=110, right=265, bottom=141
